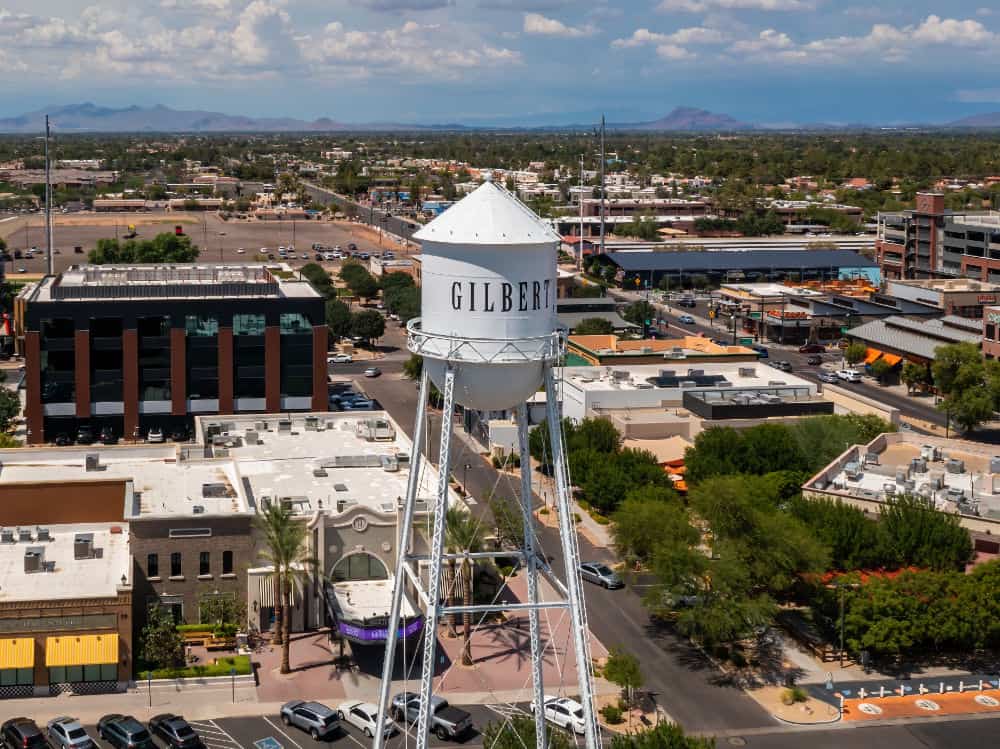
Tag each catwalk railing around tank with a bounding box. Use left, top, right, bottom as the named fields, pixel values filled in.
left=406, top=318, right=564, bottom=364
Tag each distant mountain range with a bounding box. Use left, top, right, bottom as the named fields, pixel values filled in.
left=3, top=102, right=1000, bottom=133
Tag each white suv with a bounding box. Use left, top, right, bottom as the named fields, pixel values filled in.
left=836, top=369, right=862, bottom=383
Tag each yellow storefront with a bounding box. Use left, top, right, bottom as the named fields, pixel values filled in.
left=0, top=638, right=35, bottom=690
left=45, top=634, right=119, bottom=686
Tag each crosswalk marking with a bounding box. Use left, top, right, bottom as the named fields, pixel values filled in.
left=190, top=720, right=243, bottom=749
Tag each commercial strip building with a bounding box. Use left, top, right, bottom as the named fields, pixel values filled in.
left=883, top=278, right=1000, bottom=319
left=845, top=315, right=982, bottom=367
left=0, top=409, right=443, bottom=696
left=566, top=334, right=757, bottom=366
left=14, top=264, right=327, bottom=444
left=607, top=248, right=880, bottom=289
left=556, top=298, right=638, bottom=333
left=804, top=431, right=1000, bottom=543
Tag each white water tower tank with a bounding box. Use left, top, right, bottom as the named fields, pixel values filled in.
left=410, top=176, right=561, bottom=411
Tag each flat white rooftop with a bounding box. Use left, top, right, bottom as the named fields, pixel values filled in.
left=332, top=578, right=417, bottom=622
left=558, top=363, right=815, bottom=394
left=0, top=523, right=129, bottom=602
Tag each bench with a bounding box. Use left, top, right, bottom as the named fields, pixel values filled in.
left=181, top=631, right=213, bottom=646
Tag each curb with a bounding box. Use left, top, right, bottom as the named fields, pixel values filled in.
left=771, top=711, right=842, bottom=727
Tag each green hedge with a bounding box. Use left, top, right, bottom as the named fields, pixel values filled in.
left=175, top=624, right=214, bottom=633
left=148, top=655, right=251, bottom=680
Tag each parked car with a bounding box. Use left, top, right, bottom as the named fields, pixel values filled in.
left=279, top=701, right=340, bottom=740
left=798, top=343, right=826, bottom=354
left=771, top=360, right=793, bottom=372
left=818, top=371, right=839, bottom=384
left=54, top=433, right=73, bottom=446
left=341, top=398, right=374, bottom=410
left=3, top=719, right=46, bottom=749
left=752, top=345, right=768, bottom=358
left=677, top=297, right=696, bottom=308
left=805, top=354, right=822, bottom=366
left=364, top=366, right=382, bottom=378
left=75, top=425, right=95, bottom=445
left=170, top=427, right=191, bottom=442
left=677, top=314, right=695, bottom=324
left=836, top=369, right=863, bottom=383
left=147, top=427, right=165, bottom=443
left=99, top=426, right=118, bottom=445
left=579, top=562, right=623, bottom=589
left=47, top=717, right=94, bottom=749
left=96, top=716, right=155, bottom=749
left=337, top=701, right=395, bottom=739
left=347, top=243, right=358, bottom=252
left=236, top=248, right=245, bottom=255
left=390, top=693, right=473, bottom=741
left=530, top=696, right=586, bottom=735
left=328, top=353, right=353, bottom=364
left=148, top=714, right=200, bottom=749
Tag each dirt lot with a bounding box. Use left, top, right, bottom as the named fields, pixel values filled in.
left=0, top=210, right=417, bottom=274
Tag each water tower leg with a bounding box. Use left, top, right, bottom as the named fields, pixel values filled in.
left=415, top=365, right=456, bottom=749
left=543, top=367, right=600, bottom=749
left=374, top=370, right=430, bottom=749
left=516, top=403, right=547, bottom=749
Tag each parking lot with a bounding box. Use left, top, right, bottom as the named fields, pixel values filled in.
left=60, top=702, right=562, bottom=749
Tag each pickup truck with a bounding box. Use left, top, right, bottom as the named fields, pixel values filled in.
left=390, top=693, right=473, bottom=741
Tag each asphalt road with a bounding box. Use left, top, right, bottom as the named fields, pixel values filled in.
left=302, top=184, right=421, bottom=247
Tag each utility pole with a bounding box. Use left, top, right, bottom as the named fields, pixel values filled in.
left=44, top=115, right=53, bottom=276
left=599, top=115, right=606, bottom=256
left=578, top=156, right=584, bottom=271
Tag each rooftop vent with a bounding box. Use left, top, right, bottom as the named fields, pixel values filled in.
left=85, top=454, right=100, bottom=472
left=36, top=527, right=51, bottom=542
left=946, top=458, right=965, bottom=474
left=278, top=419, right=292, bottom=433
left=74, top=533, right=94, bottom=560
left=192, top=505, right=205, bottom=515
left=23, top=547, right=43, bottom=574
left=17, top=528, right=32, bottom=543
left=244, top=430, right=259, bottom=445
left=0, top=529, right=13, bottom=544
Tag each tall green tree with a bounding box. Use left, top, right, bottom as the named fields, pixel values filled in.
left=444, top=507, right=483, bottom=666
left=350, top=309, right=385, bottom=344
left=623, top=300, right=657, bottom=328
left=325, top=298, right=352, bottom=340
left=844, top=342, right=867, bottom=367
left=140, top=605, right=185, bottom=669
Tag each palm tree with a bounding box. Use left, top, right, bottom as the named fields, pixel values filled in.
left=275, top=519, right=317, bottom=674
left=445, top=507, right=483, bottom=666
left=255, top=504, right=293, bottom=647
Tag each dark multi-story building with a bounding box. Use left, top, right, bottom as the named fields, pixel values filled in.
left=15, top=264, right=327, bottom=445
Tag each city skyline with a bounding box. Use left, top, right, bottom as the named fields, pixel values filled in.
left=1, top=0, right=1000, bottom=126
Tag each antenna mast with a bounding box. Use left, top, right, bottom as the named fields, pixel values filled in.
left=45, top=115, right=53, bottom=276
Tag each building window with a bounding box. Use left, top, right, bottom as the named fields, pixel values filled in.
left=222, top=551, right=233, bottom=575
left=330, top=553, right=389, bottom=583
left=185, top=315, right=219, bottom=337
left=147, top=553, right=159, bottom=578
left=234, top=314, right=266, bottom=336
left=0, top=668, right=32, bottom=686
left=987, top=324, right=996, bottom=341
left=170, top=552, right=182, bottom=577
left=48, top=664, right=116, bottom=684
left=200, top=551, right=210, bottom=576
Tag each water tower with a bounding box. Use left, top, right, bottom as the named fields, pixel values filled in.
left=374, top=177, right=600, bottom=749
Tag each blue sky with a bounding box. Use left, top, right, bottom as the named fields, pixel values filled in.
left=2, top=0, right=1000, bottom=125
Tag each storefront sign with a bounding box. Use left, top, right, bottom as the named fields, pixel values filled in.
left=338, top=617, right=423, bottom=643
left=979, top=295, right=997, bottom=304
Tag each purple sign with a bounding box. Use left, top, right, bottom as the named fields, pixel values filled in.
left=338, top=617, right=423, bottom=642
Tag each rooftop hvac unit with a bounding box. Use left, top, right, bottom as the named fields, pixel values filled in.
left=612, top=370, right=629, bottom=381
left=0, top=529, right=13, bottom=544
left=381, top=455, right=400, bottom=472
left=927, top=472, right=945, bottom=490
left=255, top=421, right=269, bottom=431
left=667, top=349, right=685, bottom=359
left=85, top=453, right=100, bottom=472
left=74, top=533, right=94, bottom=560
left=680, top=380, right=698, bottom=388
left=639, top=347, right=653, bottom=354
left=17, top=528, right=32, bottom=543
left=35, top=527, right=51, bottom=542
left=883, top=483, right=896, bottom=496
left=205, top=423, right=222, bottom=438
left=634, top=382, right=654, bottom=389
left=904, top=479, right=916, bottom=492
left=687, top=369, right=705, bottom=377
left=910, top=457, right=928, bottom=473
left=278, top=419, right=292, bottom=433
left=304, top=416, right=319, bottom=431
left=336, top=499, right=358, bottom=513
left=313, top=468, right=328, bottom=477
left=738, top=368, right=757, bottom=378
left=760, top=394, right=783, bottom=404
left=768, top=380, right=786, bottom=386
left=659, top=370, right=676, bottom=378
left=334, top=483, right=349, bottom=492
left=991, top=457, right=1000, bottom=474
left=844, top=462, right=863, bottom=481
left=946, top=458, right=965, bottom=474
left=921, top=444, right=935, bottom=461
left=864, top=452, right=880, bottom=465
left=245, top=430, right=259, bottom=445
left=192, top=505, right=205, bottom=514
left=896, top=467, right=910, bottom=483
left=23, top=547, right=43, bottom=574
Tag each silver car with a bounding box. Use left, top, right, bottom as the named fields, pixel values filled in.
left=47, top=718, right=94, bottom=749
left=579, top=562, right=624, bottom=589
left=280, top=700, right=340, bottom=740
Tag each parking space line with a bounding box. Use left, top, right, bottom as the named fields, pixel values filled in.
left=190, top=720, right=244, bottom=749
left=262, top=717, right=305, bottom=749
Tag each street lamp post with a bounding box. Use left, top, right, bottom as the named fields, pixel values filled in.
left=463, top=463, right=472, bottom=494
left=730, top=313, right=737, bottom=345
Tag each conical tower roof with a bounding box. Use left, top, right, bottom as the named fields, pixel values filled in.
left=413, top=176, right=561, bottom=246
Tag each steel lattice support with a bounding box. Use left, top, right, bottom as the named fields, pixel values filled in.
left=373, top=370, right=430, bottom=749
left=544, top=366, right=600, bottom=749
left=516, top=402, right=548, bottom=749
left=415, top=365, right=456, bottom=749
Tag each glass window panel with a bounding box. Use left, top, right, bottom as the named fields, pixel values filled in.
left=185, top=316, right=219, bottom=337
left=233, top=314, right=265, bottom=336
left=101, top=663, right=117, bottom=681
left=17, top=668, right=33, bottom=685
left=84, top=664, right=101, bottom=682
left=49, top=666, right=66, bottom=683
left=0, top=668, right=15, bottom=686
left=66, top=665, right=83, bottom=682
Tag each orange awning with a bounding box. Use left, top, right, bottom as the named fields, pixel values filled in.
left=881, top=353, right=902, bottom=367
left=864, top=348, right=883, bottom=364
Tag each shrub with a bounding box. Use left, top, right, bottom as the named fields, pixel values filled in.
left=175, top=623, right=214, bottom=633
left=592, top=512, right=611, bottom=526
left=538, top=507, right=550, bottom=515
left=781, top=687, right=807, bottom=705
left=600, top=705, right=624, bottom=725
left=578, top=499, right=591, bottom=511
left=573, top=513, right=582, bottom=524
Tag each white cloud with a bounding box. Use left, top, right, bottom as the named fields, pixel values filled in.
left=658, top=0, right=811, bottom=12
left=612, top=26, right=726, bottom=48
left=523, top=12, right=595, bottom=37
left=976, top=7, right=993, bottom=17
left=356, top=0, right=454, bottom=10
left=160, top=0, right=232, bottom=11
left=911, top=14, right=993, bottom=45
left=731, top=28, right=794, bottom=53
left=656, top=43, right=694, bottom=59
